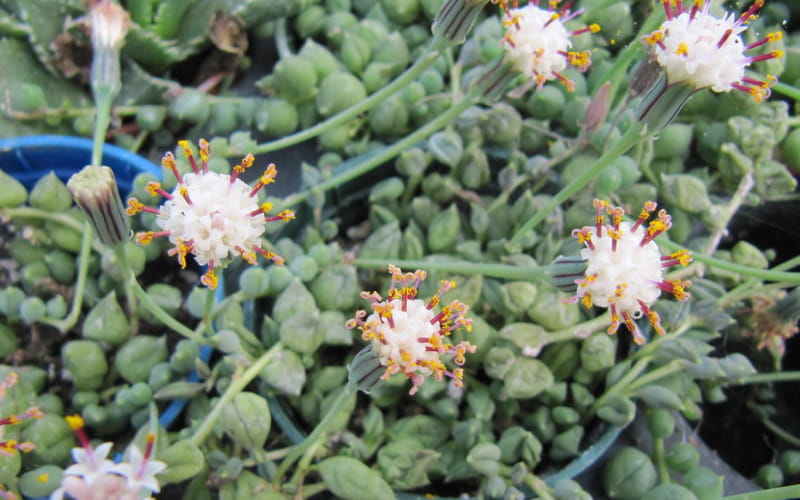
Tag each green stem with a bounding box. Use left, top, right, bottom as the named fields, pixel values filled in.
left=545, top=313, right=612, bottom=344
left=624, top=359, right=685, bottom=394
left=91, top=90, right=113, bottom=168
left=274, top=18, right=292, bottom=58
left=722, top=485, right=800, bottom=500
left=353, top=258, right=558, bottom=280
left=251, top=40, right=446, bottom=156
left=587, top=356, right=651, bottom=420
left=523, top=474, right=555, bottom=500
left=764, top=79, right=800, bottom=102
left=283, top=94, right=477, bottom=208
left=190, top=342, right=283, bottom=447
left=759, top=415, right=800, bottom=448
left=660, top=239, right=800, bottom=284
left=40, top=222, right=93, bottom=333
left=653, top=437, right=670, bottom=484
left=274, top=382, right=357, bottom=485
left=735, top=371, right=800, bottom=385
left=111, top=246, right=205, bottom=344
left=510, top=123, right=645, bottom=244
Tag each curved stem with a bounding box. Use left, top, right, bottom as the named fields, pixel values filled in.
left=40, top=222, right=93, bottom=333
left=653, top=436, right=670, bottom=484
left=283, top=93, right=477, bottom=208
left=251, top=40, right=447, bottom=156
left=759, top=415, right=800, bottom=448
left=274, top=18, right=292, bottom=58
left=722, top=485, right=800, bottom=500
left=91, top=91, right=113, bottom=168
left=190, top=342, right=283, bottom=447
left=274, top=382, right=357, bottom=485
left=734, top=371, right=800, bottom=385
left=624, top=359, right=684, bottom=394
left=111, top=245, right=205, bottom=344
left=509, top=123, right=645, bottom=244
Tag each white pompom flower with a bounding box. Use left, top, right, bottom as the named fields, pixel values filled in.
left=563, top=200, right=693, bottom=345
left=642, top=0, right=782, bottom=101
left=347, top=265, right=475, bottom=395
left=496, top=0, right=599, bottom=91
left=128, top=140, right=294, bottom=289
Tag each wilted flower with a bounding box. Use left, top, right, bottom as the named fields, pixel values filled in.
left=346, top=265, right=476, bottom=395
left=563, top=200, right=693, bottom=344
left=127, top=140, right=295, bottom=289
left=88, top=0, right=131, bottom=95
left=642, top=0, right=781, bottom=101
left=496, top=0, right=600, bottom=91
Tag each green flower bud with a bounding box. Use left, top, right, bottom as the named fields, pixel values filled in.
left=260, top=349, right=306, bottom=396
left=432, top=0, right=488, bottom=44
left=115, top=335, right=168, bottom=383
left=220, top=392, right=271, bottom=452
left=646, top=409, right=675, bottom=440
left=21, top=415, right=74, bottom=467
left=311, top=264, right=359, bottom=311
left=755, top=464, right=783, bottom=489
left=597, top=393, right=636, bottom=427
left=30, top=172, right=72, bottom=212
left=682, top=466, right=722, bottom=500
left=19, top=296, right=46, bottom=324
left=66, top=166, right=130, bottom=246
left=604, top=447, right=657, bottom=500
left=158, top=440, right=205, bottom=485
left=62, top=340, right=108, bottom=390
left=269, top=55, right=318, bottom=103
left=169, top=89, right=211, bottom=124
left=0, top=171, right=27, bottom=208
left=348, top=345, right=385, bottom=394
left=550, top=425, right=583, bottom=461
left=20, top=464, right=62, bottom=498
left=635, top=77, right=695, bottom=135
left=255, top=98, right=299, bottom=138
left=643, top=484, right=698, bottom=500
left=316, top=72, right=367, bottom=117
left=82, top=291, right=130, bottom=345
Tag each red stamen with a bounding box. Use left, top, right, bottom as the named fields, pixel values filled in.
left=178, top=140, right=200, bottom=174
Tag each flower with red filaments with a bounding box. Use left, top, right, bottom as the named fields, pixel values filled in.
left=346, top=265, right=476, bottom=395
left=642, top=0, right=781, bottom=102
left=495, top=0, right=600, bottom=91
left=563, top=200, right=693, bottom=345
left=127, top=140, right=294, bottom=289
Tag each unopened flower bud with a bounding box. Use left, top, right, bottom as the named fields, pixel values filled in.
left=67, top=166, right=130, bottom=246
left=89, top=0, right=131, bottom=96
left=432, top=0, right=489, bottom=44
left=348, top=345, right=385, bottom=394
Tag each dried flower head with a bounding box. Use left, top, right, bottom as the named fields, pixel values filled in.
left=127, top=140, right=295, bottom=289
left=564, top=200, right=693, bottom=344
left=346, top=265, right=476, bottom=395
left=642, top=0, right=781, bottom=102
left=496, top=0, right=600, bottom=91
left=89, top=0, right=131, bottom=51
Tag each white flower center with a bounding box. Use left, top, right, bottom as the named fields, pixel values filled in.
left=655, top=10, right=746, bottom=92
left=579, top=222, right=663, bottom=312
left=365, top=299, right=440, bottom=373
left=156, top=172, right=265, bottom=266
left=502, top=4, right=571, bottom=80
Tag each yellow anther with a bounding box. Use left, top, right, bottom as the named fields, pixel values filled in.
left=260, top=202, right=273, bottom=213
left=199, top=138, right=210, bottom=164
left=38, top=473, right=49, bottom=483
left=145, top=182, right=162, bottom=197
left=278, top=210, right=296, bottom=221
left=589, top=23, right=601, bottom=33
left=65, top=415, right=84, bottom=431
left=771, top=50, right=784, bottom=59
left=580, top=294, right=593, bottom=309
left=135, top=232, right=155, bottom=245
left=201, top=269, right=219, bottom=289
left=766, top=32, right=783, bottom=42
left=126, top=198, right=145, bottom=215
left=675, top=42, right=689, bottom=55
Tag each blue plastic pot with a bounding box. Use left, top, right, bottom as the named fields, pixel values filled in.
left=0, top=135, right=212, bottom=431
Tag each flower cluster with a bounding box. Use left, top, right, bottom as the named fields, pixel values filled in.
left=51, top=415, right=166, bottom=500
left=0, top=373, right=43, bottom=500
left=642, top=0, right=781, bottom=102
left=496, top=0, right=600, bottom=91
left=563, top=200, right=693, bottom=344
left=346, top=266, right=476, bottom=395
left=127, top=140, right=295, bottom=289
